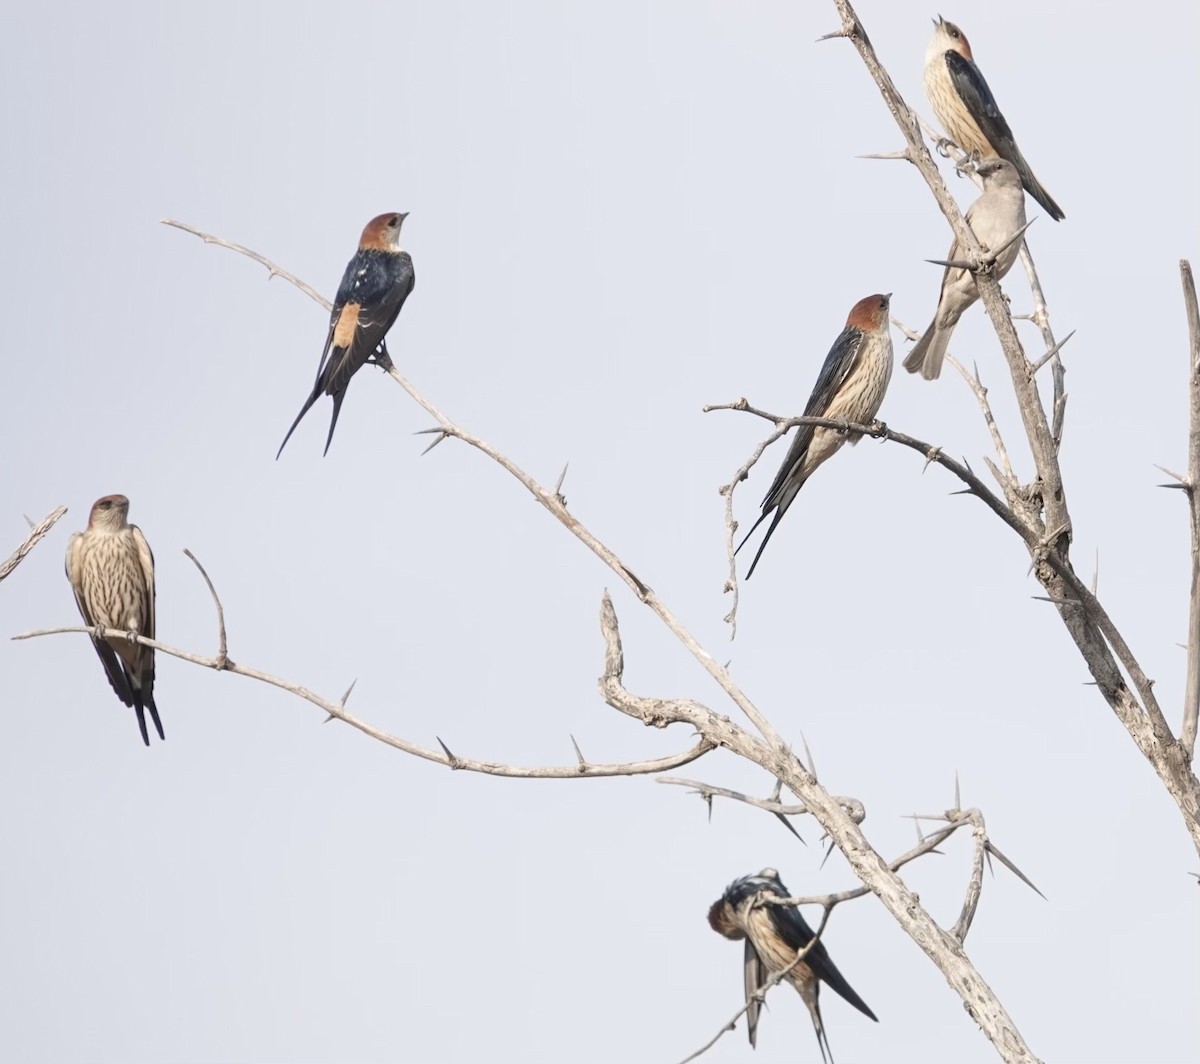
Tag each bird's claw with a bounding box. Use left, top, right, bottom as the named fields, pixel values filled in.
left=125, top=628, right=140, bottom=647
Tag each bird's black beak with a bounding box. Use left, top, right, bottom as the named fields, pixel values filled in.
left=399, top=212, right=410, bottom=223
left=933, top=14, right=943, bottom=26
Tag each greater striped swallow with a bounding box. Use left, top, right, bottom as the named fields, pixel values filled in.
left=925, top=16, right=1064, bottom=221
left=708, top=868, right=877, bottom=1061
left=736, top=294, right=893, bottom=579
left=903, top=157, right=1027, bottom=380
left=277, top=212, right=416, bottom=458
left=64, top=495, right=163, bottom=746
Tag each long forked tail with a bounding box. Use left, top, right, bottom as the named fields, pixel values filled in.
left=735, top=507, right=786, bottom=581
left=807, top=994, right=835, bottom=1064
left=276, top=389, right=322, bottom=460
left=132, top=702, right=150, bottom=747
left=131, top=690, right=165, bottom=747
left=145, top=692, right=165, bottom=742
left=322, top=390, right=348, bottom=457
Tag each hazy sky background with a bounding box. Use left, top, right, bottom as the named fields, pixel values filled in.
left=2, top=2, right=1198, bottom=1061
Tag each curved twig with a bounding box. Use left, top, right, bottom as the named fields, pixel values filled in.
left=13, top=623, right=715, bottom=779
left=183, top=549, right=228, bottom=668
left=162, top=219, right=332, bottom=311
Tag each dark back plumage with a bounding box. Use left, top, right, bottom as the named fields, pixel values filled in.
left=943, top=50, right=1064, bottom=220
left=711, top=870, right=878, bottom=1061
left=277, top=233, right=415, bottom=458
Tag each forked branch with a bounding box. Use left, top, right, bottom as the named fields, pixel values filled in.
left=162, top=218, right=1039, bottom=1063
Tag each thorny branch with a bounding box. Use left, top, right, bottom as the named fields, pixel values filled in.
left=1178, top=260, right=1200, bottom=762
left=161, top=219, right=1037, bottom=1062
left=12, top=619, right=714, bottom=780
left=656, top=775, right=865, bottom=827
left=163, top=218, right=782, bottom=750
left=1, top=507, right=67, bottom=585
left=826, top=0, right=1200, bottom=860
left=662, top=770, right=1042, bottom=945
left=703, top=401, right=1033, bottom=547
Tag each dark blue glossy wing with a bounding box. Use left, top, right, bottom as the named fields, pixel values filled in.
left=759, top=324, right=864, bottom=511
left=945, top=52, right=1064, bottom=220
left=944, top=52, right=1015, bottom=153
left=769, top=898, right=878, bottom=1022
left=321, top=250, right=416, bottom=396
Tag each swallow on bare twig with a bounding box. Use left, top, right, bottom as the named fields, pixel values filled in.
left=903, top=157, right=1027, bottom=380
left=708, top=868, right=877, bottom=1061
left=277, top=212, right=416, bottom=457
left=736, top=294, right=894, bottom=579
left=64, top=495, right=162, bottom=746
left=925, top=16, right=1064, bottom=221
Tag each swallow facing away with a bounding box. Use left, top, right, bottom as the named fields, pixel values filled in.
left=64, top=495, right=162, bottom=746
left=924, top=16, right=1064, bottom=221
left=277, top=212, right=416, bottom=458
left=903, top=157, right=1027, bottom=380
left=708, top=868, right=877, bottom=1061
left=736, top=294, right=893, bottom=579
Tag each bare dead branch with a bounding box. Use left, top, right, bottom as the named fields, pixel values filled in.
left=706, top=401, right=1035, bottom=550
left=952, top=812, right=987, bottom=942
left=161, top=219, right=332, bottom=312
left=164, top=216, right=789, bottom=747
left=14, top=623, right=714, bottom=779
left=164, top=216, right=1055, bottom=1064
left=828, top=0, right=1200, bottom=864
left=1017, top=243, right=1069, bottom=449
left=183, top=549, right=228, bottom=668
left=656, top=775, right=866, bottom=828
left=1182, top=260, right=1200, bottom=761
left=706, top=402, right=797, bottom=638
left=1, top=506, right=67, bottom=585
left=905, top=807, right=1044, bottom=943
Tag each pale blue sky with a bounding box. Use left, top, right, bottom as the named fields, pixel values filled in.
left=1, top=2, right=1197, bottom=1061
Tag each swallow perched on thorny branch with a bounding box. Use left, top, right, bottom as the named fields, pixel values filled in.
left=903, top=157, right=1027, bottom=380
left=65, top=495, right=163, bottom=746
left=708, top=868, right=877, bottom=1061
left=924, top=16, right=1064, bottom=221
left=277, top=212, right=416, bottom=457
left=736, top=294, right=893, bottom=579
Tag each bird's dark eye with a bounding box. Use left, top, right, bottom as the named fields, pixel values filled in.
left=949, top=28, right=959, bottom=38
left=388, top=216, right=399, bottom=227
left=99, top=501, right=110, bottom=509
